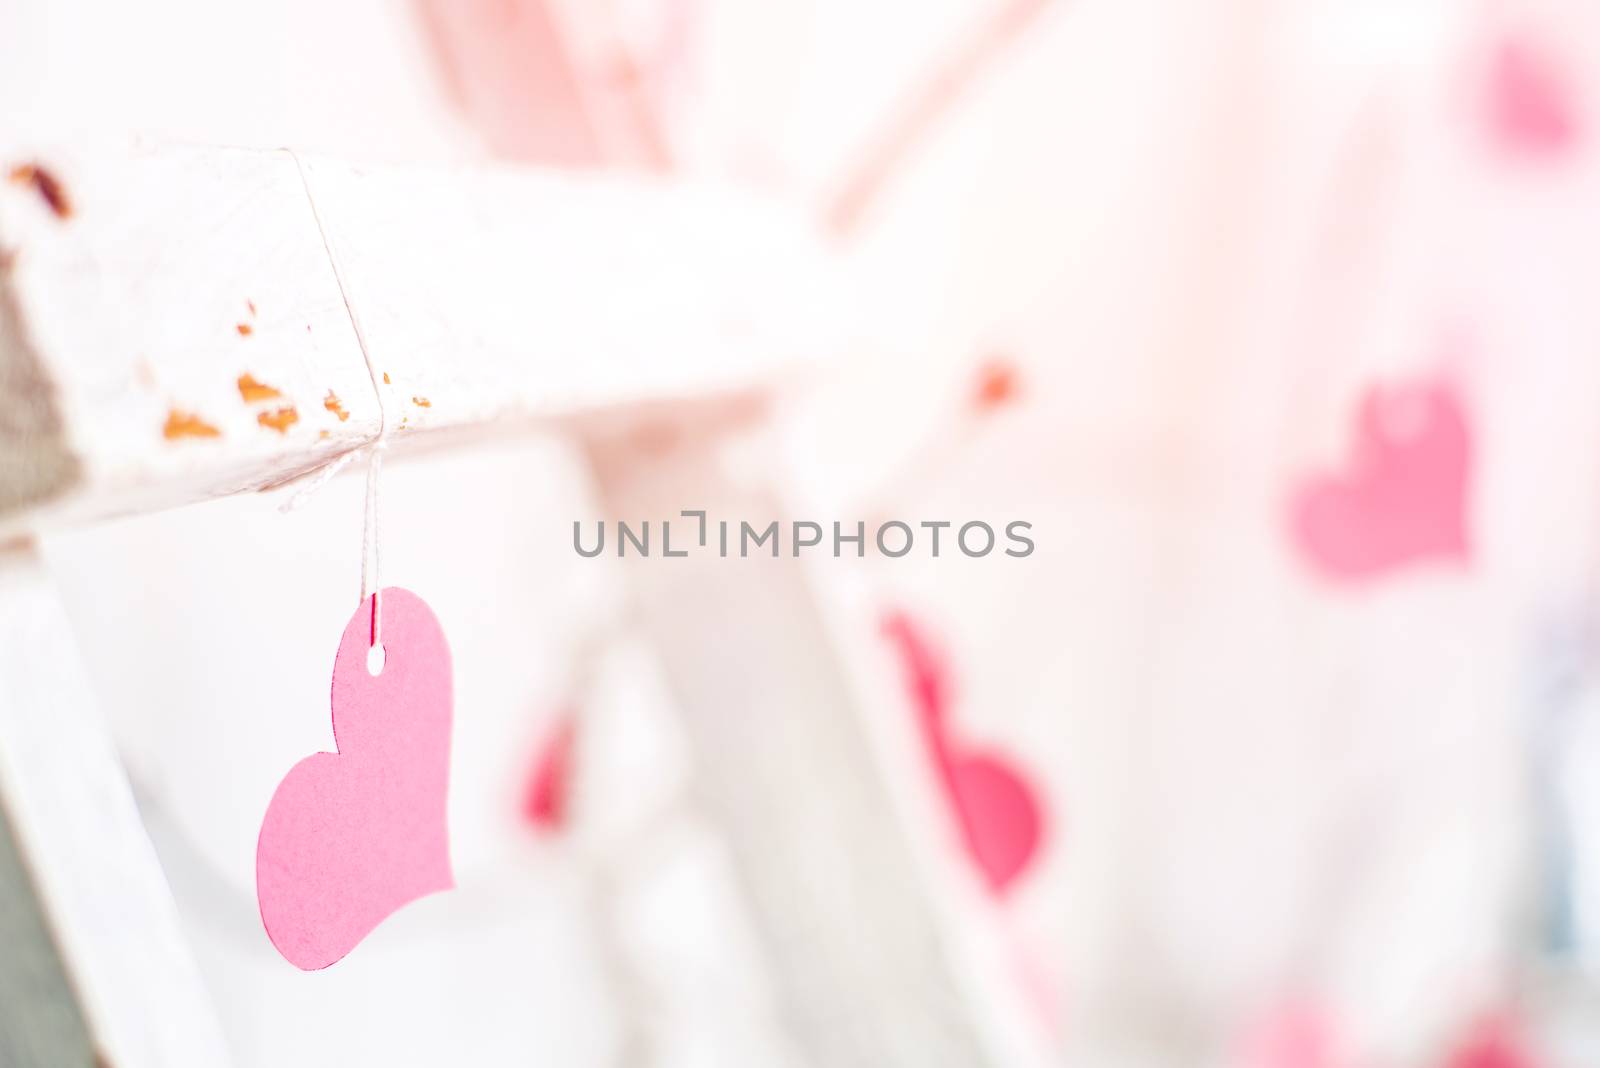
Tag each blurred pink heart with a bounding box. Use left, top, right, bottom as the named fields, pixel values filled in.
left=1490, top=37, right=1579, bottom=157
left=257, top=589, right=454, bottom=970
left=1290, top=377, right=1471, bottom=582
left=882, top=612, right=1043, bottom=894
left=1442, top=1016, right=1537, bottom=1068
left=946, top=754, right=1041, bottom=893
left=523, top=713, right=576, bottom=831
left=1236, top=1002, right=1339, bottom=1068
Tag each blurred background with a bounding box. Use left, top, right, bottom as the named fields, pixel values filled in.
left=5, top=0, right=1600, bottom=1065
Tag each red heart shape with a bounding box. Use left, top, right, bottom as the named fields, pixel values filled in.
left=522, top=714, right=576, bottom=832
left=946, top=753, right=1042, bottom=894
left=1290, top=376, right=1471, bottom=582
left=256, top=588, right=454, bottom=970
left=1490, top=37, right=1579, bottom=158
left=882, top=611, right=1044, bottom=895
left=1442, top=1016, right=1536, bottom=1068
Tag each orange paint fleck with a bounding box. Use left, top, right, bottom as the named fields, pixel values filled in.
left=163, top=409, right=221, bottom=439
left=412, top=395, right=431, bottom=408
left=8, top=162, right=72, bottom=219
left=236, top=373, right=281, bottom=402
left=257, top=406, right=299, bottom=433
left=382, top=372, right=391, bottom=385
left=236, top=323, right=253, bottom=337
left=318, top=429, right=330, bottom=440
left=974, top=359, right=1020, bottom=410
left=323, top=390, right=349, bottom=421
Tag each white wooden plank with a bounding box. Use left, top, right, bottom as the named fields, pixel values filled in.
left=0, top=143, right=833, bottom=534
left=294, top=155, right=833, bottom=431
left=0, top=795, right=98, bottom=1067
left=0, top=143, right=378, bottom=531
left=0, top=542, right=231, bottom=1066
left=583, top=435, right=1000, bottom=1068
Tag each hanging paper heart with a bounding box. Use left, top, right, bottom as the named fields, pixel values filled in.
left=1235, top=1001, right=1341, bottom=1068
left=1490, top=37, right=1579, bottom=158
left=522, top=713, right=576, bottom=832
left=1289, top=376, right=1471, bottom=583
left=881, top=611, right=1044, bottom=895
left=257, top=588, right=454, bottom=970
left=1440, top=1015, right=1536, bottom=1068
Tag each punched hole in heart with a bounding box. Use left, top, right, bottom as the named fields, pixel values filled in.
left=367, top=643, right=386, bottom=675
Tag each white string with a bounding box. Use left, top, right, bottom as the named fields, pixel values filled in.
left=361, top=440, right=385, bottom=647
left=284, top=148, right=393, bottom=649
left=277, top=447, right=362, bottom=513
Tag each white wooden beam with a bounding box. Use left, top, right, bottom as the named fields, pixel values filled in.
left=0, top=143, right=832, bottom=533
left=583, top=433, right=1002, bottom=1067
left=0, top=144, right=374, bottom=532
left=0, top=791, right=97, bottom=1066
left=0, top=542, right=231, bottom=1066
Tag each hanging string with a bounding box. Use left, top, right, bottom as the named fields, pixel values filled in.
left=278, top=446, right=362, bottom=512
left=284, top=148, right=393, bottom=651
left=361, top=440, right=385, bottom=650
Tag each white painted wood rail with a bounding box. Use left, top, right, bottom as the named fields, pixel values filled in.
left=0, top=544, right=233, bottom=1066
left=0, top=142, right=833, bottom=534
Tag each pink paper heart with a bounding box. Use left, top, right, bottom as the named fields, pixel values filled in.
left=1290, top=376, right=1471, bottom=582
left=1490, top=37, right=1579, bottom=158
left=257, top=588, right=454, bottom=970
left=1236, top=1002, right=1341, bottom=1068
left=882, top=612, right=1044, bottom=895
left=522, top=713, right=576, bottom=832
left=946, top=753, right=1041, bottom=894
left=1442, top=1016, right=1537, bottom=1068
